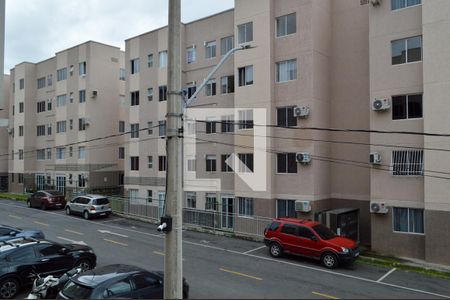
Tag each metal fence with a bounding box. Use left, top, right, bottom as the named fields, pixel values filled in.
left=107, top=197, right=272, bottom=240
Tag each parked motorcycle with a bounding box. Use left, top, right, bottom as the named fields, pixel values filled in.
left=26, top=268, right=82, bottom=299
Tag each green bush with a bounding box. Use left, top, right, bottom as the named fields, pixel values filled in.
left=0, top=193, right=29, bottom=202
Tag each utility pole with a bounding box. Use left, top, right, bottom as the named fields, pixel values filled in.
left=165, top=0, right=183, bottom=299
left=0, top=0, right=5, bottom=111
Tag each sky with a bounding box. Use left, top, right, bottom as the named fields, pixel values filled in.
left=4, top=0, right=234, bottom=73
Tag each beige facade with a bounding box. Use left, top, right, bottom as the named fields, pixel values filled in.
left=8, top=41, right=125, bottom=196
left=0, top=75, right=9, bottom=190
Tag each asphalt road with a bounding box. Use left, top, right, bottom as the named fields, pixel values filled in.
left=1, top=199, right=449, bottom=299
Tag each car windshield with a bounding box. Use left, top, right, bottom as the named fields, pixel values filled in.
left=312, top=224, right=336, bottom=240
left=94, top=198, right=109, bottom=205
left=47, top=190, right=63, bottom=196
left=62, top=281, right=93, bottom=299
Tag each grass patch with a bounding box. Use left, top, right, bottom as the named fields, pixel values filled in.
left=358, top=256, right=450, bottom=280
left=0, top=193, right=29, bottom=201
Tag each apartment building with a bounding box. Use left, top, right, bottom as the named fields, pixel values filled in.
left=0, top=75, right=9, bottom=190
left=369, top=0, right=450, bottom=265
left=8, top=41, right=125, bottom=196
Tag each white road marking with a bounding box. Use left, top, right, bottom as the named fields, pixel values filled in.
left=97, top=230, right=128, bottom=238
left=243, top=245, right=266, bottom=254
left=1, top=201, right=448, bottom=299
left=377, top=268, right=397, bottom=283
left=57, top=236, right=87, bottom=245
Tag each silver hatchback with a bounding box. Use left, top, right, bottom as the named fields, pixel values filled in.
left=65, top=195, right=112, bottom=220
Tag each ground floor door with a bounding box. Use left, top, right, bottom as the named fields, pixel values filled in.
left=56, top=176, right=66, bottom=195
left=221, top=196, right=234, bottom=230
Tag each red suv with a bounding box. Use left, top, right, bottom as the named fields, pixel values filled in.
left=264, top=218, right=359, bottom=269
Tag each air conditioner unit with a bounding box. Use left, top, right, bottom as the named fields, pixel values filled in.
left=295, top=201, right=312, bottom=213
left=293, top=106, right=310, bottom=118
left=370, top=152, right=381, bottom=165
left=296, top=152, right=311, bottom=164
left=91, top=91, right=98, bottom=98
left=7, top=128, right=12, bottom=135
left=372, top=98, right=390, bottom=111
left=84, top=119, right=91, bottom=126
left=370, top=0, right=381, bottom=6
left=370, top=202, right=388, bottom=214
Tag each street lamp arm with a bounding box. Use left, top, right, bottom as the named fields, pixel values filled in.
left=184, top=44, right=253, bottom=109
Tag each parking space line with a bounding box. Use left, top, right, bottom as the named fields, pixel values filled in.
left=154, top=251, right=165, bottom=256
left=219, top=268, right=263, bottom=281
left=8, top=214, right=22, bottom=220
left=312, top=291, right=340, bottom=299
left=377, top=268, right=397, bottom=283
left=33, top=221, right=49, bottom=226
left=243, top=245, right=266, bottom=254
left=103, top=238, right=128, bottom=247
left=65, top=229, right=84, bottom=236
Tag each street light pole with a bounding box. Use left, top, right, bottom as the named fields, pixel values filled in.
left=0, top=0, right=5, bottom=111
left=165, top=0, right=183, bottom=299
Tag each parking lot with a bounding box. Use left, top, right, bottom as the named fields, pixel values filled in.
left=1, top=198, right=449, bottom=299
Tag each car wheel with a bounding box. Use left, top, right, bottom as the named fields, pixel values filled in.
left=269, top=242, right=283, bottom=258
left=0, top=278, right=19, bottom=299
left=66, top=207, right=71, bottom=215
left=322, top=252, right=338, bottom=269
left=83, top=211, right=90, bottom=220
left=75, top=259, right=92, bottom=271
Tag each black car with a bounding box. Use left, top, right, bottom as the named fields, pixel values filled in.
left=0, top=238, right=96, bottom=299
left=58, top=264, right=189, bottom=299
left=0, top=224, right=45, bottom=242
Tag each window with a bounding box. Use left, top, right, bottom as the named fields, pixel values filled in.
left=147, top=191, right=153, bottom=203
left=130, top=157, right=139, bottom=171
left=69, top=65, right=74, bottom=76
left=159, top=86, right=167, bottom=102
left=205, top=79, right=216, bottom=97
left=159, top=156, right=167, bottom=171
left=238, top=154, right=254, bottom=173
left=238, top=66, right=254, bottom=86
left=18, top=174, right=24, bottom=183
left=276, top=59, right=297, bottom=82
left=281, top=224, right=298, bottom=235
left=392, top=0, right=421, bottom=10
left=159, top=121, right=166, bottom=137
left=147, top=88, right=153, bottom=101
left=186, top=192, right=196, bottom=208
left=119, top=147, right=125, bottom=160
left=392, top=36, right=422, bottom=65
left=221, top=76, right=234, bottom=94
left=130, top=124, right=140, bottom=139
left=19, top=78, right=24, bottom=89
left=277, top=107, right=297, bottom=127
left=119, top=68, right=126, bottom=81
left=119, top=121, right=125, bottom=133
left=186, top=46, right=196, bottom=64
left=277, top=200, right=296, bottom=218
left=78, top=174, right=86, bottom=188
left=129, top=189, right=139, bottom=204
left=238, top=197, right=254, bottom=217
left=56, top=95, right=67, bottom=107
left=47, top=124, right=52, bottom=135
left=131, top=91, right=140, bottom=106
left=79, top=118, right=87, bottom=131
left=19, top=102, right=24, bottom=113
left=56, top=147, right=65, bottom=160
left=187, top=158, right=196, bottom=172
left=206, top=155, right=217, bottom=172
left=148, top=54, right=154, bottom=67
left=19, top=150, right=24, bottom=160
left=221, top=115, right=235, bottom=133
left=47, top=74, right=53, bottom=86
left=37, top=77, right=46, bottom=89
left=8, top=247, right=35, bottom=262
left=56, top=121, right=66, bottom=133
left=37, top=101, right=46, bottom=113
left=238, top=110, right=254, bottom=130
left=36, top=149, right=45, bottom=160
left=69, top=147, right=73, bottom=157
left=205, top=194, right=217, bottom=211
left=159, top=51, right=168, bottom=68
left=206, top=120, right=217, bottom=134
left=70, top=119, right=74, bottom=130
left=57, top=68, right=67, bottom=81
left=186, top=85, right=197, bottom=99
left=69, top=92, right=74, bottom=103
left=393, top=207, right=424, bottom=234
left=205, top=41, right=216, bottom=59
left=221, top=36, right=234, bottom=55
left=277, top=153, right=298, bottom=174
left=131, top=58, right=140, bottom=74
left=238, top=22, right=253, bottom=44
left=46, top=148, right=52, bottom=160
left=146, top=156, right=153, bottom=169
left=221, top=154, right=233, bottom=172
left=392, top=94, right=422, bottom=120
left=147, top=122, right=153, bottom=135
left=276, top=13, right=296, bottom=37
left=37, top=125, right=46, bottom=137
left=47, top=99, right=52, bottom=111
left=78, top=147, right=86, bottom=159
left=79, top=90, right=86, bottom=103
left=392, top=150, right=423, bottom=176
left=104, top=279, right=132, bottom=298
left=79, top=62, right=87, bottom=76
left=19, top=126, right=23, bottom=137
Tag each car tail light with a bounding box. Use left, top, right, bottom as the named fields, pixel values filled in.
left=90, top=206, right=96, bottom=211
